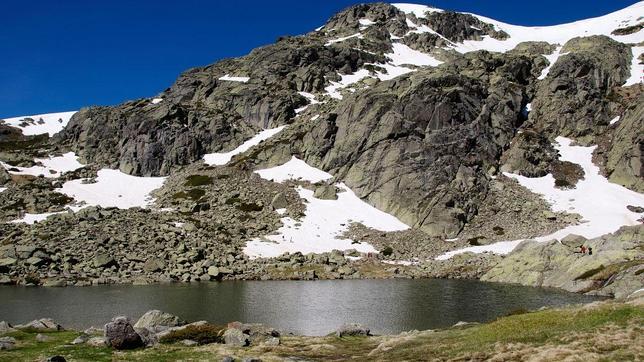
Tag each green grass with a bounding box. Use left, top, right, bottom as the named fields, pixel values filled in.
left=372, top=303, right=643, bottom=361
left=0, top=330, right=112, bottom=362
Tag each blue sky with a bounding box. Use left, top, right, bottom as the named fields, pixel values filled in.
left=1, top=0, right=639, bottom=117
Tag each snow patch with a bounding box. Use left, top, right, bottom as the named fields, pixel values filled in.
left=11, top=212, right=63, bottom=225
left=538, top=46, right=567, bottom=80
left=325, top=33, right=363, bottom=46
left=1, top=152, right=84, bottom=178
left=244, top=183, right=409, bottom=258
left=203, top=126, right=285, bottom=166
left=437, top=136, right=644, bottom=260
left=1, top=111, right=76, bottom=136
left=392, top=3, right=442, bottom=18
left=295, top=92, right=320, bottom=113
left=386, top=43, right=443, bottom=67
left=373, top=63, right=414, bottom=81
left=324, top=69, right=372, bottom=99
left=151, top=98, right=163, bottom=104
left=218, top=74, right=250, bottom=83
left=624, top=46, right=644, bottom=86
left=254, top=156, right=332, bottom=183
left=247, top=158, right=409, bottom=258
left=58, top=169, right=166, bottom=209
left=359, top=19, right=375, bottom=27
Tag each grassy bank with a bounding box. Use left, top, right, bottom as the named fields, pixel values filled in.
left=1, top=300, right=642, bottom=361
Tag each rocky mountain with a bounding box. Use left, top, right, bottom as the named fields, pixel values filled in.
left=0, top=2, right=642, bottom=296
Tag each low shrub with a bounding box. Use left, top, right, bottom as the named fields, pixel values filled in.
left=382, top=246, right=394, bottom=257
left=184, top=175, right=213, bottom=187
left=172, top=189, right=206, bottom=201
left=159, top=324, right=226, bottom=345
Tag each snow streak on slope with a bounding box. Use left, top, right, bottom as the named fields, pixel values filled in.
left=11, top=212, right=64, bottom=225
left=218, top=74, right=250, bottom=83
left=1, top=152, right=83, bottom=178
left=245, top=157, right=410, bottom=258
left=1, top=111, right=77, bottom=136
left=625, top=46, right=644, bottom=86
left=324, top=69, right=372, bottom=99
left=203, top=126, right=285, bottom=166
left=387, top=43, right=443, bottom=67
left=58, top=169, right=166, bottom=209
left=437, top=136, right=644, bottom=260
left=538, top=46, right=567, bottom=80
left=325, top=33, right=364, bottom=46
left=295, top=92, right=320, bottom=113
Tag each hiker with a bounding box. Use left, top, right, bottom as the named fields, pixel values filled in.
left=588, top=247, right=593, bottom=255
left=580, top=245, right=587, bottom=254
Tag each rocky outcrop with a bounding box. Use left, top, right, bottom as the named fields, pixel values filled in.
left=55, top=21, right=385, bottom=176
left=527, top=36, right=631, bottom=144
left=248, top=52, right=537, bottom=237
left=500, top=130, right=558, bottom=177
left=602, top=94, right=644, bottom=192
left=481, top=225, right=644, bottom=298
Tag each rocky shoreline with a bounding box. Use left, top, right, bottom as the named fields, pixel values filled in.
left=1, top=221, right=641, bottom=301
left=1, top=294, right=642, bottom=361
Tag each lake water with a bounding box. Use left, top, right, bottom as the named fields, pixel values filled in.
left=0, top=279, right=602, bottom=335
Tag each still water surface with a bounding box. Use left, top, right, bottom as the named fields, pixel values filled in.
left=0, top=279, right=601, bottom=335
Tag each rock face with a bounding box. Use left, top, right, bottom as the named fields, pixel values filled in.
left=250, top=52, right=536, bottom=237
left=104, top=316, right=144, bottom=350
left=527, top=36, right=631, bottom=144
left=481, top=225, right=644, bottom=298
left=54, top=4, right=390, bottom=177
left=500, top=131, right=558, bottom=177
left=603, top=94, right=644, bottom=192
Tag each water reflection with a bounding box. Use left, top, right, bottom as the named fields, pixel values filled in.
left=0, top=279, right=601, bottom=335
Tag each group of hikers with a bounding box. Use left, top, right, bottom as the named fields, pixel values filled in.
left=577, top=245, right=593, bottom=255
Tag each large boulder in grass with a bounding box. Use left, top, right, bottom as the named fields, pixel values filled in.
left=133, top=310, right=186, bottom=333
left=223, top=328, right=249, bottom=347
left=15, top=318, right=62, bottom=332
left=226, top=321, right=280, bottom=346
left=104, top=316, right=143, bottom=350
left=336, top=323, right=371, bottom=337
left=0, top=321, right=16, bottom=335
